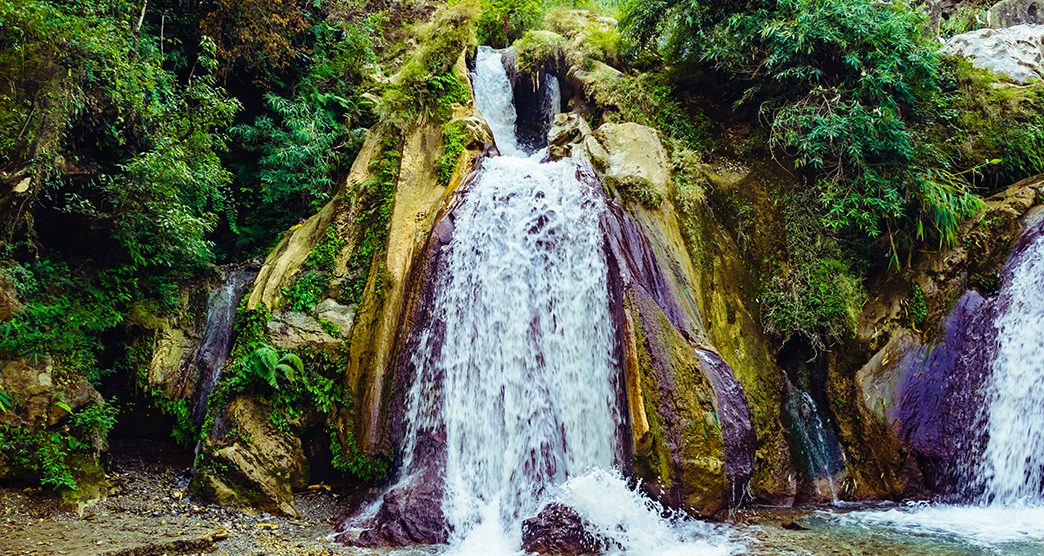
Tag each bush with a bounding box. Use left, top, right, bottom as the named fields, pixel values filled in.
left=477, top=0, right=545, bottom=48
left=623, top=0, right=983, bottom=251
left=378, top=0, right=478, bottom=126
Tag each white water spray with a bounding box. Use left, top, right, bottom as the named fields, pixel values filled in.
left=980, top=228, right=1044, bottom=504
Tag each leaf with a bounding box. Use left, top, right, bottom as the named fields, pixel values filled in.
left=54, top=401, right=73, bottom=414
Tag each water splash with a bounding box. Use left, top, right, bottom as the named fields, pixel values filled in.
left=557, top=470, right=742, bottom=556
left=979, top=228, right=1044, bottom=504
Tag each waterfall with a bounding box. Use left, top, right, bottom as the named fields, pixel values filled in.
left=343, top=46, right=739, bottom=555
left=979, top=225, right=1044, bottom=505
left=402, top=148, right=620, bottom=537
left=784, top=384, right=845, bottom=503
left=192, top=266, right=258, bottom=423
left=472, top=46, right=524, bottom=157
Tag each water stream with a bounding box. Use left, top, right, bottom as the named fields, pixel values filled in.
left=784, top=384, right=844, bottom=503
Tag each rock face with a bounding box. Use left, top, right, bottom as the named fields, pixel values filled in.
left=945, top=24, right=1044, bottom=83
left=194, top=45, right=492, bottom=516
left=521, top=504, right=604, bottom=555
left=592, top=122, right=672, bottom=208
left=988, top=0, right=1043, bottom=28
left=146, top=264, right=258, bottom=420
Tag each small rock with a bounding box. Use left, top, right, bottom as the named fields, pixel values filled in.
left=781, top=519, right=809, bottom=531
left=521, top=503, right=605, bottom=555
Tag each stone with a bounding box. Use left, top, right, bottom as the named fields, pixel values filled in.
left=944, top=24, right=1044, bottom=83
left=521, top=503, right=604, bottom=555
left=781, top=518, right=809, bottom=531
left=266, top=311, right=341, bottom=352
left=314, top=299, right=356, bottom=337
left=547, top=112, right=592, bottom=160
left=988, top=0, right=1043, bottom=28
left=12, top=176, right=30, bottom=193
left=191, top=397, right=308, bottom=517
left=0, top=357, right=101, bottom=430
left=593, top=122, right=672, bottom=207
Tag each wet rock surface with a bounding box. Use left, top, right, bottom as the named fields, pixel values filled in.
left=521, top=503, right=604, bottom=555
left=0, top=439, right=367, bottom=555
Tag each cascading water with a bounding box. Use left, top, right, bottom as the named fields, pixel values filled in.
left=346, top=46, right=740, bottom=555
left=192, top=266, right=258, bottom=423
left=832, top=217, right=1044, bottom=548
left=784, top=384, right=845, bottom=503
left=978, top=227, right=1044, bottom=504
left=403, top=143, right=620, bottom=545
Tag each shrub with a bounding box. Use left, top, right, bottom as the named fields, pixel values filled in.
left=378, top=0, right=478, bottom=126
left=623, top=0, right=983, bottom=251
left=477, top=0, right=545, bottom=48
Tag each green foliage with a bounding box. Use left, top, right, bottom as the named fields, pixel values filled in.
left=950, top=61, right=1044, bottom=186
left=343, top=137, right=401, bottom=304
left=330, top=430, right=390, bottom=482
left=69, top=401, right=119, bottom=439
left=907, top=282, right=928, bottom=330
left=0, top=400, right=116, bottom=491
left=379, top=1, right=478, bottom=126
left=0, top=426, right=76, bottom=490
left=1, top=255, right=124, bottom=380
left=244, top=345, right=305, bottom=390
left=436, top=121, right=468, bottom=186
left=0, top=388, right=11, bottom=413
left=305, top=226, right=347, bottom=272
left=229, top=16, right=380, bottom=250
left=759, top=191, right=866, bottom=346
left=477, top=0, right=545, bottom=48
left=233, top=94, right=345, bottom=212
left=284, top=273, right=332, bottom=312
left=623, top=0, right=984, bottom=251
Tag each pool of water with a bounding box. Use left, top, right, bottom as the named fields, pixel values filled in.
left=735, top=502, right=1044, bottom=555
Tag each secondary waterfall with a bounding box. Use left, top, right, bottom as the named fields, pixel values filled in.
left=979, top=225, right=1044, bottom=504
left=784, top=384, right=844, bottom=503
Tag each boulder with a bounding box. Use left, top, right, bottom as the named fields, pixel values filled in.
left=830, top=175, right=1044, bottom=498
left=547, top=112, right=593, bottom=160
left=593, top=122, right=672, bottom=208
left=0, top=357, right=101, bottom=430
left=521, top=503, right=604, bottom=555
left=192, top=397, right=308, bottom=516
left=314, top=299, right=356, bottom=337
left=944, top=24, right=1044, bottom=83
left=988, top=0, right=1043, bottom=28
left=266, top=311, right=342, bottom=352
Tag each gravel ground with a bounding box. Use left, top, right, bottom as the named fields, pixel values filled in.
left=0, top=439, right=382, bottom=556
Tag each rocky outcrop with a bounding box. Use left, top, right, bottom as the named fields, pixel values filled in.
left=0, top=356, right=108, bottom=500
left=0, top=357, right=102, bottom=431
left=945, top=24, right=1044, bottom=83
left=830, top=174, right=1044, bottom=499
left=988, top=0, right=1043, bottom=27
left=195, top=33, right=493, bottom=515
left=145, top=264, right=257, bottom=420
left=537, top=21, right=796, bottom=504
left=521, top=504, right=605, bottom=555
